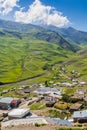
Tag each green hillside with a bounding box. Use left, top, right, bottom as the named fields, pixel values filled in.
left=63, top=48, right=87, bottom=80
left=1, top=20, right=87, bottom=84
left=0, top=19, right=79, bottom=52
left=0, top=30, right=74, bottom=83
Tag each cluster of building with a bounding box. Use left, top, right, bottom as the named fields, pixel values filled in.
left=2, top=108, right=73, bottom=128
left=34, top=86, right=62, bottom=102
left=1, top=83, right=87, bottom=129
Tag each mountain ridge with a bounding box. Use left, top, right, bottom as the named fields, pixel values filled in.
left=0, top=19, right=78, bottom=52
left=42, top=25, right=87, bottom=45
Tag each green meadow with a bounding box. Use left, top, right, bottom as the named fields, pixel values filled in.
left=0, top=32, right=74, bottom=83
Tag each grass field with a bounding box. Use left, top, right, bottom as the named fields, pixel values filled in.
left=0, top=26, right=87, bottom=85
left=0, top=32, right=74, bottom=83
left=30, top=102, right=46, bottom=110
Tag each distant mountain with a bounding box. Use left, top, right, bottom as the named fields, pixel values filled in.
left=42, top=25, right=87, bottom=45
left=59, top=27, right=87, bottom=45
left=0, top=19, right=78, bottom=52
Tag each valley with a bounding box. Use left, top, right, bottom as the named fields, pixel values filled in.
left=0, top=20, right=87, bottom=130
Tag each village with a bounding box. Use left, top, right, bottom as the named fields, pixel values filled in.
left=0, top=65, right=87, bottom=130
left=0, top=77, right=87, bottom=130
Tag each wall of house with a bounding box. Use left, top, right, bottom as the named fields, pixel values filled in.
left=0, top=103, right=10, bottom=110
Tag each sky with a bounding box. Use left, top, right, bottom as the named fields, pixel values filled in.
left=0, top=0, right=87, bottom=31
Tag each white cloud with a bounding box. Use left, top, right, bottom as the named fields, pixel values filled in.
left=0, top=0, right=19, bottom=15
left=14, top=0, right=70, bottom=27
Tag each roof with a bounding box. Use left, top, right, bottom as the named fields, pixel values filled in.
left=1, top=117, right=48, bottom=127
left=34, top=87, right=61, bottom=95
left=70, top=103, right=82, bottom=110
left=51, top=118, right=72, bottom=126
left=24, top=89, right=30, bottom=93
left=73, top=110, right=87, bottom=118
left=8, top=108, right=30, bottom=118
left=70, top=93, right=84, bottom=100
left=0, top=97, right=14, bottom=104
left=0, top=97, right=20, bottom=104
left=11, top=99, right=18, bottom=103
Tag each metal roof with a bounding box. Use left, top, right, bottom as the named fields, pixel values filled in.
left=8, top=108, right=30, bottom=118
left=51, top=118, right=72, bottom=126
left=35, top=87, right=61, bottom=95
left=73, top=110, right=87, bottom=118
left=0, top=97, right=19, bottom=104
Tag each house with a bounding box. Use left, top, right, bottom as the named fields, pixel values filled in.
left=73, top=110, right=87, bottom=123
left=11, top=98, right=21, bottom=108
left=8, top=108, right=30, bottom=119
left=0, top=97, right=21, bottom=110
left=44, top=96, right=58, bottom=102
left=70, top=93, right=85, bottom=102
left=69, top=103, right=83, bottom=112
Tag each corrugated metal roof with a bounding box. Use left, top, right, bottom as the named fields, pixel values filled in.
left=73, top=110, right=87, bottom=118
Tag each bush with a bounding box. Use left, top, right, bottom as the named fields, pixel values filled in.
left=43, top=63, right=52, bottom=70
left=35, top=123, right=46, bottom=127
left=62, top=94, right=70, bottom=102
left=48, top=109, right=66, bottom=119
left=35, top=123, right=41, bottom=127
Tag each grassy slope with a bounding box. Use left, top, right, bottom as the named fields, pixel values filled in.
left=63, top=48, right=87, bottom=80
left=0, top=33, right=74, bottom=83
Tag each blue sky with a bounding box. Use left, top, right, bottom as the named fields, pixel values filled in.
left=0, top=0, right=87, bottom=31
